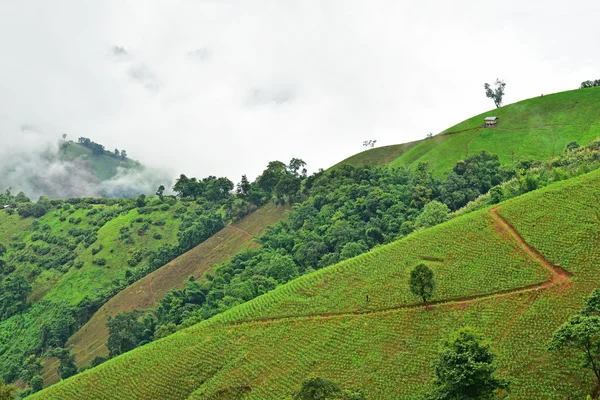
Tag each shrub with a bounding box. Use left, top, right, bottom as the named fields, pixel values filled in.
left=92, top=258, right=107, bottom=266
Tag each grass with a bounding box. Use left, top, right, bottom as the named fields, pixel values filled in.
left=32, top=167, right=600, bottom=399
left=42, top=207, right=181, bottom=305
left=41, top=203, right=289, bottom=385
left=332, top=141, right=422, bottom=168
left=377, top=87, right=600, bottom=175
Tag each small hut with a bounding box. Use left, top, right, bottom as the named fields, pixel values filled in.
left=483, top=116, right=499, bottom=128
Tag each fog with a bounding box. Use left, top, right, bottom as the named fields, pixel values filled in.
left=0, top=0, right=598, bottom=197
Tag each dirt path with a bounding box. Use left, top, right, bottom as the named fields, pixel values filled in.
left=230, top=225, right=253, bottom=238
left=216, top=207, right=572, bottom=328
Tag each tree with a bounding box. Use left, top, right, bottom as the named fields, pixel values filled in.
left=120, top=149, right=127, bottom=160
left=566, top=141, right=580, bottom=152
left=293, top=378, right=366, bottom=400
left=409, top=263, right=435, bottom=303
left=429, top=327, right=509, bottom=400
left=549, top=288, right=600, bottom=386
left=156, top=185, right=165, bottom=201
left=484, top=79, right=506, bottom=108
left=0, top=274, right=32, bottom=321
left=136, top=194, right=147, bottom=208
left=293, top=378, right=341, bottom=400
left=30, top=375, right=43, bottom=392
left=20, top=354, right=42, bottom=384
left=414, top=201, right=450, bottom=230
left=288, top=158, right=307, bottom=178
left=236, top=175, right=251, bottom=197
left=47, top=348, right=78, bottom=380
left=106, top=311, right=155, bottom=358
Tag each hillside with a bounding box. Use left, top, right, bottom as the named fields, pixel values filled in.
left=60, top=142, right=139, bottom=183
left=341, top=87, right=600, bottom=175
left=31, top=167, right=600, bottom=399
left=42, top=203, right=288, bottom=384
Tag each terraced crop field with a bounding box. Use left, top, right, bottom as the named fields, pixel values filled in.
left=33, top=168, right=600, bottom=399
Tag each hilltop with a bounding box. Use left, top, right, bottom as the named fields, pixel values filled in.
left=340, top=87, right=600, bottom=175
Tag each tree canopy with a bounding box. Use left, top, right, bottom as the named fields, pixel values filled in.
left=430, top=327, right=509, bottom=400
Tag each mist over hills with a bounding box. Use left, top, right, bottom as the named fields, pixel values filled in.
left=0, top=130, right=171, bottom=199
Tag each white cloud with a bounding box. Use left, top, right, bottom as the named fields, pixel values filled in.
left=0, top=0, right=598, bottom=192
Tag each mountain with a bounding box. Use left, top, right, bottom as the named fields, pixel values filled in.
left=4, top=86, right=600, bottom=399
left=31, top=157, right=600, bottom=399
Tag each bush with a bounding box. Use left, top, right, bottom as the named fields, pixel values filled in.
left=91, top=244, right=104, bottom=256
left=92, top=258, right=107, bottom=266
left=127, top=251, right=143, bottom=267
left=153, top=233, right=163, bottom=240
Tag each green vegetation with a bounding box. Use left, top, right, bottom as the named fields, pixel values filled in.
left=409, top=263, right=435, bottom=304
left=6, top=87, right=600, bottom=398
left=339, top=87, right=600, bottom=176
left=292, top=378, right=365, bottom=400
left=549, top=289, right=600, bottom=385
left=30, top=165, right=600, bottom=399
left=60, top=138, right=137, bottom=182
left=429, top=327, right=509, bottom=400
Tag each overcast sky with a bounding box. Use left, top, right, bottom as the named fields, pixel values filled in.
left=1, top=0, right=598, bottom=185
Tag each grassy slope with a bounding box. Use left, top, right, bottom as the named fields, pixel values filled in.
left=42, top=203, right=289, bottom=385
left=0, top=201, right=189, bottom=380
left=3, top=204, right=182, bottom=306
left=331, top=141, right=422, bottom=168
left=32, top=168, right=600, bottom=399
left=340, top=87, right=600, bottom=175
left=62, top=143, right=138, bottom=181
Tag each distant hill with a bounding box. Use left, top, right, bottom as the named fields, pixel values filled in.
left=60, top=141, right=140, bottom=183
left=339, top=87, right=600, bottom=175
left=0, top=136, right=165, bottom=199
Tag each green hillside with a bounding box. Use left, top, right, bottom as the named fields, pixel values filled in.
left=31, top=165, right=600, bottom=399
left=42, top=203, right=288, bottom=385
left=341, top=87, right=600, bottom=175
left=0, top=197, right=227, bottom=383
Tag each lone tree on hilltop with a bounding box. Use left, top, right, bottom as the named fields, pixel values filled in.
left=484, top=79, right=506, bottom=108
left=549, top=288, right=600, bottom=387
left=409, top=263, right=435, bottom=303
left=429, top=327, right=509, bottom=400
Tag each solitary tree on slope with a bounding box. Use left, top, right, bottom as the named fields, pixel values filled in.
left=484, top=79, right=506, bottom=108
left=409, top=263, right=435, bottom=303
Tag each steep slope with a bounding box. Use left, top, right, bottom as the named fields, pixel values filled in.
left=42, top=203, right=288, bottom=384
left=32, top=168, right=600, bottom=399
left=341, top=87, right=600, bottom=175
